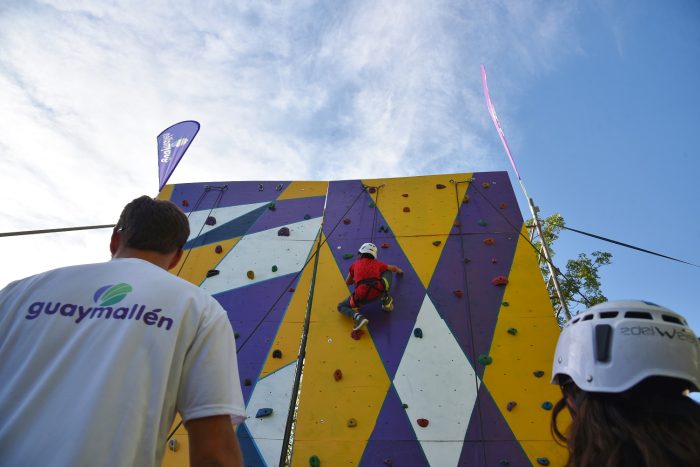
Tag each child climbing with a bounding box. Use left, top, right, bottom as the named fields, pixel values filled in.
left=337, top=242, right=404, bottom=331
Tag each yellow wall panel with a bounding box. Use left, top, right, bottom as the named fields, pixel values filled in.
left=172, top=238, right=240, bottom=286
left=277, top=181, right=329, bottom=200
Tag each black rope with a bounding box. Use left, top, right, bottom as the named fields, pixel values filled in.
left=0, top=224, right=116, bottom=237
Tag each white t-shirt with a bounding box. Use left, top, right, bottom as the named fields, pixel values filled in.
left=0, top=258, right=246, bottom=467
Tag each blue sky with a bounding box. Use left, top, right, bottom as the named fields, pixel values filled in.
left=0, top=0, right=698, bottom=336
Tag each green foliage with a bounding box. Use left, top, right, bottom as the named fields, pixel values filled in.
left=528, top=213, right=612, bottom=318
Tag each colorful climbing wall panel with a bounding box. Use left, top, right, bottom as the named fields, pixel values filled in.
left=160, top=173, right=567, bottom=467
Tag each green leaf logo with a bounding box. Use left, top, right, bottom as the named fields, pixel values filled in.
left=94, top=283, right=133, bottom=306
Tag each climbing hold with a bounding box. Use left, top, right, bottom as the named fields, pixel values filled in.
left=234, top=331, right=240, bottom=339
left=533, top=370, right=545, bottom=378
left=541, top=401, right=553, bottom=410
left=435, top=183, right=446, bottom=189
left=343, top=253, right=354, bottom=260
left=507, top=328, right=518, bottom=336
left=368, top=202, right=376, bottom=208
left=453, top=290, right=464, bottom=298
left=247, top=270, right=255, bottom=280
left=168, top=438, right=179, bottom=452
left=368, top=187, right=377, bottom=193
left=477, top=219, right=488, bottom=226
left=402, top=193, right=408, bottom=197
left=181, top=199, right=189, bottom=207
left=255, top=408, right=273, bottom=418
left=416, top=418, right=429, bottom=428
left=463, top=258, right=471, bottom=264
left=483, top=238, right=495, bottom=245
left=206, top=269, right=220, bottom=278
left=506, top=401, right=517, bottom=411
left=432, top=240, right=442, bottom=246
left=304, top=214, right=311, bottom=220
left=268, top=201, right=276, bottom=211
left=491, top=258, right=498, bottom=264
left=453, top=220, right=461, bottom=227
left=343, top=218, right=351, bottom=225
left=402, top=403, right=409, bottom=409
left=278, top=227, right=290, bottom=236
left=205, top=216, right=216, bottom=226
left=289, top=287, right=295, bottom=292
left=381, top=243, right=390, bottom=249
left=333, top=369, right=343, bottom=381
left=272, top=349, right=282, bottom=359
left=378, top=225, right=389, bottom=233
left=350, top=329, right=364, bottom=340
left=276, top=184, right=283, bottom=191
left=272, top=265, right=278, bottom=272
left=499, top=460, right=510, bottom=466
left=502, top=301, right=509, bottom=307
left=309, top=455, right=321, bottom=467
left=478, top=354, right=493, bottom=365
left=462, top=194, right=470, bottom=203
left=214, top=245, right=223, bottom=254
left=500, top=202, right=508, bottom=209
left=244, top=378, right=252, bottom=386
left=413, top=328, right=423, bottom=338
left=383, top=459, right=393, bottom=466
left=482, top=182, right=490, bottom=188
left=536, top=457, right=550, bottom=466
left=258, top=184, right=264, bottom=191
left=492, top=276, right=508, bottom=286
left=403, top=207, right=410, bottom=212
left=347, top=418, right=357, bottom=428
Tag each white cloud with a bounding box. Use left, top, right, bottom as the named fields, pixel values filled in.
left=0, top=0, right=578, bottom=286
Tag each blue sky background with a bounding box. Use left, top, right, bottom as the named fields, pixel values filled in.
left=0, top=0, right=698, bottom=341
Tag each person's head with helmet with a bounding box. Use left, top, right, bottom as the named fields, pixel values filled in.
left=358, top=242, right=378, bottom=259
left=551, top=300, right=700, bottom=466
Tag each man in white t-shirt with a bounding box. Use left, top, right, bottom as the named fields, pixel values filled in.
left=0, top=196, right=246, bottom=467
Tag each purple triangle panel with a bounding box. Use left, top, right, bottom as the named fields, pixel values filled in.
left=245, top=196, right=327, bottom=236
left=464, top=171, right=524, bottom=231
left=477, top=384, right=525, bottom=444
left=213, top=274, right=302, bottom=404
left=484, top=442, right=533, bottom=467
left=360, top=441, right=430, bottom=467
left=322, top=179, right=426, bottom=379
left=457, top=443, right=487, bottom=466
left=170, top=180, right=291, bottom=213
left=366, top=385, right=419, bottom=441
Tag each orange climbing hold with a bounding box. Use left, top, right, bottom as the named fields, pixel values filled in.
left=500, top=202, right=508, bottom=209
left=181, top=199, right=189, bottom=207
left=483, top=238, right=495, bottom=245
left=381, top=243, right=390, bottom=249
left=351, top=329, right=364, bottom=340
left=334, top=369, right=343, bottom=381
left=492, top=276, right=508, bottom=286
left=343, top=218, right=351, bottom=225
left=417, top=418, right=429, bottom=427
left=403, top=207, right=410, bottom=212
left=247, top=270, right=255, bottom=280
left=453, top=290, right=464, bottom=298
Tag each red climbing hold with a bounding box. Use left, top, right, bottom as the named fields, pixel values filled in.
left=492, top=276, right=509, bottom=286
left=454, top=221, right=461, bottom=227
left=381, top=243, right=390, bottom=249
left=403, top=207, right=410, bottom=212
left=500, top=202, right=508, bottom=209
left=181, top=199, right=189, bottom=207
left=491, top=258, right=498, bottom=264
left=334, top=369, right=343, bottom=381
left=453, top=290, right=464, bottom=298
left=205, top=216, right=216, bottom=226
left=483, top=238, right=495, bottom=245
left=278, top=227, right=290, bottom=236
left=215, top=245, right=223, bottom=254
left=435, top=184, right=446, bottom=189
left=368, top=187, right=377, bottom=193
left=417, top=418, right=429, bottom=428
left=343, top=218, right=351, bottom=225
left=351, top=329, right=364, bottom=340
left=288, top=287, right=295, bottom=292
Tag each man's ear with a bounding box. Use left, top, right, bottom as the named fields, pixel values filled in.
left=110, top=229, right=121, bottom=256
left=167, top=249, right=184, bottom=270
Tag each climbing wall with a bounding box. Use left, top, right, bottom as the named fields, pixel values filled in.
left=159, top=172, right=567, bottom=467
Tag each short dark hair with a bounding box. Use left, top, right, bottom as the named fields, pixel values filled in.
left=116, top=196, right=189, bottom=254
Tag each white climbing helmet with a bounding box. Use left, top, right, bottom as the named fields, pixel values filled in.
left=551, top=300, right=700, bottom=393
left=358, top=242, right=378, bottom=259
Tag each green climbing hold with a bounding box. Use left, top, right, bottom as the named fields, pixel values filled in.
left=477, top=219, right=487, bottom=226
left=268, top=201, right=276, bottom=210
left=304, top=214, right=311, bottom=220
left=402, top=403, right=408, bottom=409
left=541, top=401, right=553, bottom=410
left=533, top=370, right=545, bottom=378
left=478, top=354, right=493, bottom=366
left=507, top=328, right=518, bottom=336
left=369, top=202, right=376, bottom=208
left=272, top=265, right=278, bottom=272
left=432, top=240, right=441, bottom=246
left=502, top=301, right=510, bottom=307
left=343, top=253, right=354, bottom=260
left=413, top=328, right=423, bottom=338
left=309, top=455, right=321, bottom=467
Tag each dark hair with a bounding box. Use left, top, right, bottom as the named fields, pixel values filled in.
left=551, top=377, right=700, bottom=466
left=116, top=196, right=189, bottom=254
left=360, top=253, right=375, bottom=259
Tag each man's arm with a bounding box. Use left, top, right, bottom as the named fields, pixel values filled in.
left=345, top=272, right=354, bottom=285
left=186, top=415, right=243, bottom=467
left=387, top=265, right=404, bottom=275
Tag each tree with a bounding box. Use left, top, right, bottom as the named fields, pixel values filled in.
left=526, top=213, right=612, bottom=319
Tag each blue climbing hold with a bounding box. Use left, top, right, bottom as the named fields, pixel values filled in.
left=255, top=408, right=273, bottom=418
